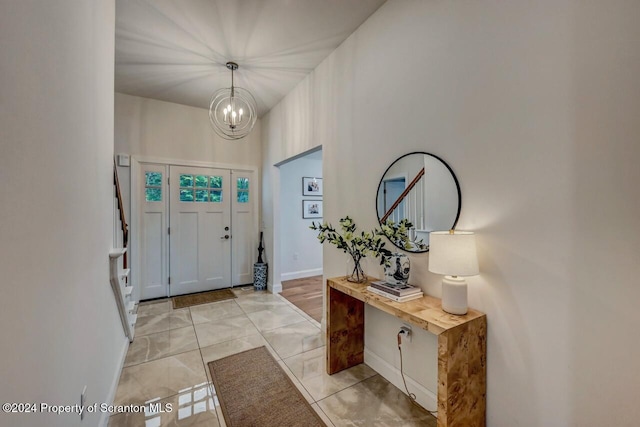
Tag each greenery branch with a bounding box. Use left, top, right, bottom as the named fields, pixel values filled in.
left=310, top=216, right=428, bottom=277
left=310, top=216, right=391, bottom=266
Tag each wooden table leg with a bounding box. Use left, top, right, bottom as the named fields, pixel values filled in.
left=437, top=316, right=487, bottom=427
left=326, top=286, right=365, bottom=374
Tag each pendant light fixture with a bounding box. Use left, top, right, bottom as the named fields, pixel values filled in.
left=208, top=62, right=257, bottom=140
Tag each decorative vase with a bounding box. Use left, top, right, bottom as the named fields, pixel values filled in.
left=253, top=262, right=268, bottom=291
left=384, top=252, right=410, bottom=286
left=346, top=257, right=366, bottom=283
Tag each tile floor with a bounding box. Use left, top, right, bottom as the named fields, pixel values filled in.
left=108, top=287, right=436, bottom=426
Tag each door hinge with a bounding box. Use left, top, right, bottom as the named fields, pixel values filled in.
left=168, top=177, right=170, bottom=185
left=168, top=277, right=171, bottom=285
left=168, top=227, right=170, bottom=235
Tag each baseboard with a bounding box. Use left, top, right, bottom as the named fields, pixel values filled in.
left=364, top=347, right=437, bottom=413
left=269, top=281, right=282, bottom=293
left=280, top=268, right=323, bottom=282
left=100, top=337, right=130, bottom=427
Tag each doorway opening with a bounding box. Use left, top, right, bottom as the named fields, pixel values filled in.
left=277, top=148, right=323, bottom=322
left=133, top=160, right=257, bottom=301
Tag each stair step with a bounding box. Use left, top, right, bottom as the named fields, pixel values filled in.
left=120, top=268, right=130, bottom=278
left=124, top=285, right=133, bottom=297
left=127, top=301, right=136, bottom=314
left=130, top=314, right=137, bottom=326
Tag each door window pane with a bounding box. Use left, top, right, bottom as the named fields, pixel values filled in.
left=180, top=189, right=194, bottom=202
left=237, top=178, right=249, bottom=190
left=195, top=189, right=209, bottom=202
left=180, top=174, right=194, bottom=187
left=145, top=172, right=163, bottom=186
left=195, top=175, right=208, bottom=188
left=237, top=191, right=249, bottom=203
left=210, top=190, right=222, bottom=203
left=145, top=188, right=162, bottom=202
left=210, top=176, right=222, bottom=189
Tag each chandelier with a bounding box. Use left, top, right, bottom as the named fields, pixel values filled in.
left=208, top=62, right=257, bottom=140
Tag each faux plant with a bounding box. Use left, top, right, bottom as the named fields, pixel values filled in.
left=310, top=216, right=391, bottom=282
left=311, top=216, right=427, bottom=283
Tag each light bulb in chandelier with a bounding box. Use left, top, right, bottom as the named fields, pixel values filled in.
left=209, top=62, right=257, bottom=140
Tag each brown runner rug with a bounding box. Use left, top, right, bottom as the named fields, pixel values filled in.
left=172, top=288, right=236, bottom=309
left=208, top=346, right=326, bottom=427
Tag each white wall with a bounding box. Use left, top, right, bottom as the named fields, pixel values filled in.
left=114, top=92, right=262, bottom=223
left=279, top=153, right=323, bottom=280
left=0, top=1, right=126, bottom=426
left=261, top=1, right=640, bottom=425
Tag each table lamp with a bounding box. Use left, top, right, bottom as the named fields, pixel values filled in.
left=428, top=230, right=479, bottom=315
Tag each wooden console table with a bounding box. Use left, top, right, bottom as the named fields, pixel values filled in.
left=326, top=276, right=486, bottom=427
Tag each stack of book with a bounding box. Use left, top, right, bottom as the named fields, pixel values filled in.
left=367, top=280, right=423, bottom=302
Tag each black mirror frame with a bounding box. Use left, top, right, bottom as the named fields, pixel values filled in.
left=375, top=152, right=462, bottom=253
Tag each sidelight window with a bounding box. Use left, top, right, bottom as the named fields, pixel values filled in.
left=145, top=172, right=163, bottom=202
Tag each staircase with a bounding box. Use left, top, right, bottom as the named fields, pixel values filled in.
left=111, top=162, right=136, bottom=342
left=381, top=167, right=426, bottom=227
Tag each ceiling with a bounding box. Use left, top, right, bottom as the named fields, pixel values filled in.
left=115, top=0, right=387, bottom=117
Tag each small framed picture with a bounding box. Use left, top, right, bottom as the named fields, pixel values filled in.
left=302, top=177, right=323, bottom=196
left=302, top=200, right=323, bottom=219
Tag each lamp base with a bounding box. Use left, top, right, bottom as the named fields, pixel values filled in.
left=441, top=276, right=468, bottom=315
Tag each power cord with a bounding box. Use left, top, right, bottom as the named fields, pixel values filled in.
left=397, top=330, right=438, bottom=418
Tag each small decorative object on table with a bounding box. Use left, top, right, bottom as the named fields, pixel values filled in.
left=383, top=252, right=410, bottom=286
left=253, top=232, right=268, bottom=290
left=367, top=280, right=423, bottom=302
left=378, top=219, right=428, bottom=284
left=310, top=216, right=391, bottom=283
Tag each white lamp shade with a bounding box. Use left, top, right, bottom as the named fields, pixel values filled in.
left=429, top=231, right=479, bottom=277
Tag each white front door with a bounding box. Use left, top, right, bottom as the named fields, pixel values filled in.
left=169, top=166, right=231, bottom=296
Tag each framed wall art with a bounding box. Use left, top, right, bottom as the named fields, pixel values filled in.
left=302, top=177, right=323, bottom=197
left=302, top=200, right=323, bottom=219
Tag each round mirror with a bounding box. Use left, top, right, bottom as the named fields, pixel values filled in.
left=376, top=152, right=461, bottom=252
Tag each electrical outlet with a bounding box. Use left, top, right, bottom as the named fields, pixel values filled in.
left=80, top=386, right=87, bottom=420
left=400, top=324, right=412, bottom=342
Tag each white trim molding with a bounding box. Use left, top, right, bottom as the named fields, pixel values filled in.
left=280, top=268, right=323, bottom=282
left=131, top=155, right=257, bottom=172
left=100, top=338, right=129, bottom=427
left=269, top=281, right=283, bottom=294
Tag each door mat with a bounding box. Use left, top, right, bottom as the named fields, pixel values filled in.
left=172, top=288, right=236, bottom=309
left=208, top=346, right=326, bottom=427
